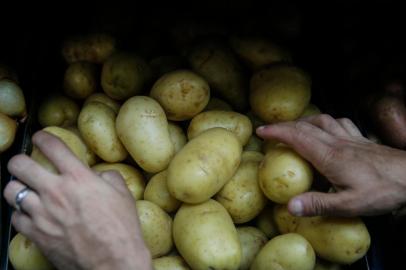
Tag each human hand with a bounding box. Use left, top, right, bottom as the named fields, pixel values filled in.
left=256, top=114, right=406, bottom=217
left=4, top=131, right=152, bottom=270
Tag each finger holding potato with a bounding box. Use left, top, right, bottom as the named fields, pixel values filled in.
left=0, top=79, right=26, bottom=118
left=64, top=61, right=97, bottom=99
left=0, top=112, right=17, bottom=153
left=38, top=95, right=80, bottom=127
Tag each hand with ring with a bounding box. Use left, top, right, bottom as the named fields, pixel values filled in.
left=3, top=131, right=153, bottom=270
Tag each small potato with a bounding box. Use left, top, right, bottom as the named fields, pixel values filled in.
left=78, top=102, right=127, bottom=162
left=9, top=233, right=53, bottom=270
left=136, top=200, right=173, bottom=258
left=150, top=70, right=210, bottom=121
left=256, top=206, right=279, bottom=239
left=237, top=226, right=268, bottom=270
left=92, top=163, right=145, bottom=200
left=241, top=151, right=264, bottom=163
left=84, top=93, right=120, bottom=113
left=251, top=233, right=315, bottom=270
left=259, top=145, right=313, bottom=203
left=65, top=126, right=97, bottom=166
left=215, top=160, right=267, bottom=223
left=144, top=170, right=181, bottom=213
left=116, top=96, right=174, bottom=173
left=250, top=65, right=311, bottom=123
left=244, top=135, right=262, bottom=152
left=314, top=259, right=342, bottom=270
left=62, top=33, right=116, bottom=63
left=38, top=95, right=79, bottom=127
left=204, top=97, right=233, bottom=111
left=167, top=128, right=241, bottom=204
left=301, top=103, right=321, bottom=117
left=273, top=204, right=299, bottom=234
left=101, top=53, right=149, bottom=100
left=0, top=112, right=17, bottom=153
left=173, top=200, right=242, bottom=270
left=168, top=122, right=187, bottom=153
left=64, top=61, right=97, bottom=99
left=188, top=110, right=253, bottom=145
left=0, top=80, right=26, bottom=117
left=153, top=256, right=191, bottom=270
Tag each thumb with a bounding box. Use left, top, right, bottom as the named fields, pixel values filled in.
left=288, top=191, right=352, bottom=217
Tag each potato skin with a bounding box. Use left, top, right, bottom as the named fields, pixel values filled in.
left=167, top=128, right=242, bottom=204
left=241, top=151, right=264, bottom=163
left=168, top=122, right=187, bottom=153
left=237, top=226, right=268, bottom=270
left=256, top=206, right=279, bottom=239
left=0, top=112, right=17, bottom=153
left=0, top=80, right=26, bottom=117
left=204, top=97, right=233, bottom=111
left=153, top=256, right=191, bottom=270
left=84, top=93, right=120, bottom=114
left=173, top=200, right=242, bottom=270
left=63, top=61, right=97, bottom=99
left=243, top=135, right=262, bottom=152
left=38, top=95, right=79, bottom=127
left=116, top=96, right=174, bottom=173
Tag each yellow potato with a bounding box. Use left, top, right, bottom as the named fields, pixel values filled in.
left=0, top=80, right=26, bottom=117
left=301, top=103, right=321, bottom=117
left=92, top=163, right=145, bottom=200
left=136, top=200, right=173, bottom=258
left=62, top=33, right=116, bottom=63
left=273, top=204, right=299, bottom=234
left=153, top=256, right=191, bottom=270
left=251, top=233, right=315, bottom=270
left=259, top=145, right=313, bottom=203
left=144, top=170, right=181, bottom=212
left=241, top=151, right=264, bottom=163
left=237, top=226, right=267, bottom=270
left=78, top=102, right=127, bottom=162
left=173, top=200, right=242, bottom=270
left=188, top=42, right=247, bottom=111
left=116, top=96, right=174, bottom=173
left=256, top=206, right=279, bottom=239
left=215, top=160, right=267, bottom=223
left=64, top=61, right=97, bottom=99
left=168, top=122, right=187, bottom=153
left=65, top=126, right=97, bottom=166
left=314, top=259, right=342, bottom=270
left=101, top=53, right=149, bottom=100
left=9, top=233, right=53, bottom=270
left=0, top=112, right=17, bottom=153
left=150, top=70, right=210, bottom=121
left=243, top=135, right=262, bottom=152
left=84, top=93, right=121, bottom=114
left=167, top=128, right=241, bottom=203
left=188, top=110, right=253, bottom=145
left=31, top=126, right=89, bottom=173
left=38, top=95, right=79, bottom=127
left=204, top=97, right=233, bottom=111
left=250, top=65, right=311, bottom=123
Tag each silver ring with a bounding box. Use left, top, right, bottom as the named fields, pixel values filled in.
left=15, top=187, right=30, bottom=212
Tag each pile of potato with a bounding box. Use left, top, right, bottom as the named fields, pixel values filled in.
left=8, top=33, right=370, bottom=270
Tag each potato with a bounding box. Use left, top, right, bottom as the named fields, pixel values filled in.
left=0, top=80, right=26, bottom=117
left=150, top=70, right=210, bottom=120
left=251, top=233, right=315, bottom=270
left=301, top=103, right=321, bottom=117
left=65, top=126, right=97, bottom=166
left=204, top=97, right=233, bottom=111
left=0, top=112, right=17, bottom=153
left=167, top=128, right=241, bottom=203
left=246, top=111, right=265, bottom=130
left=92, top=163, right=145, bottom=200
left=273, top=204, right=299, bottom=234
left=153, top=256, right=191, bottom=270
left=84, top=93, right=120, bottom=114
left=273, top=205, right=371, bottom=264
left=116, top=96, right=174, bottom=173
left=188, top=111, right=253, bottom=145
left=168, top=122, right=187, bottom=153
left=173, top=200, right=242, bottom=270
left=188, top=42, right=248, bottom=111
left=136, top=200, right=173, bottom=258
left=256, top=206, right=279, bottom=239
left=38, top=95, right=79, bottom=127
left=9, top=233, right=53, bottom=270
left=149, top=55, right=185, bottom=79
left=241, top=151, right=264, bottom=163
left=62, top=33, right=116, bottom=63
left=0, top=64, right=18, bottom=82
left=259, top=145, right=313, bottom=203
left=78, top=102, right=127, bottom=162
left=144, top=170, right=181, bottom=212
left=215, top=160, right=267, bottom=223
left=101, top=53, right=148, bottom=100
left=244, top=135, right=262, bottom=152
left=314, top=259, right=342, bottom=270
left=250, top=65, right=311, bottom=123
left=31, top=126, right=88, bottom=173
left=237, top=227, right=268, bottom=270
left=230, top=37, right=291, bottom=70
left=63, top=61, right=97, bottom=99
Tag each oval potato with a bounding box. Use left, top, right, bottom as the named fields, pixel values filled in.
left=0, top=113, right=17, bottom=153
left=243, top=135, right=262, bottom=152
left=84, top=93, right=120, bottom=114
left=0, top=80, right=26, bottom=117
left=273, top=204, right=299, bottom=234
left=237, top=226, right=267, bottom=270
left=38, top=95, right=79, bottom=127
left=65, top=126, right=97, bottom=166
left=64, top=61, right=97, bottom=99
left=168, top=122, right=187, bottom=153
left=241, top=151, right=264, bottom=163
left=153, top=256, right=191, bottom=270
left=256, top=206, right=279, bottom=239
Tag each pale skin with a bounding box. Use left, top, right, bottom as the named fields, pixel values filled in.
left=3, top=114, right=406, bottom=269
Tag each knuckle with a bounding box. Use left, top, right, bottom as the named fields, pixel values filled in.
left=308, top=194, right=327, bottom=215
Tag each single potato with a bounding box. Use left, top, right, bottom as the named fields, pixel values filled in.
left=273, top=204, right=299, bottom=234
left=0, top=112, right=17, bottom=153
left=167, top=128, right=241, bottom=204
left=244, top=135, right=262, bottom=152
left=116, top=96, right=174, bottom=173
left=173, top=200, right=242, bottom=270
left=64, top=61, right=97, bottom=99
left=237, top=226, right=268, bottom=270
left=204, top=97, right=233, bottom=111
left=38, top=95, right=79, bottom=127
left=188, top=110, right=253, bottom=145
left=84, top=93, right=120, bottom=114
left=256, top=206, right=279, bottom=239
left=136, top=200, right=173, bottom=258
left=168, top=122, right=187, bottom=153
left=65, top=126, right=97, bottom=166
left=241, top=151, right=264, bottom=163
left=0, top=79, right=26, bottom=117
left=150, top=70, right=210, bottom=121
left=153, top=256, right=191, bottom=270
left=92, top=163, right=145, bottom=200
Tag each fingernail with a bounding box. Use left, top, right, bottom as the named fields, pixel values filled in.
left=290, top=199, right=304, bottom=216
left=256, top=125, right=267, bottom=134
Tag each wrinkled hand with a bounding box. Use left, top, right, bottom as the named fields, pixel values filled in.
left=257, top=114, right=406, bottom=217
left=4, top=131, right=152, bottom=270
